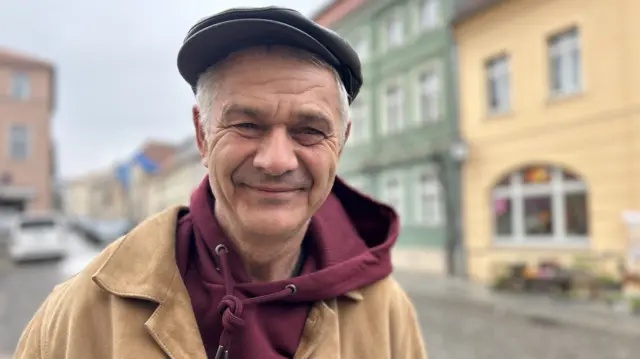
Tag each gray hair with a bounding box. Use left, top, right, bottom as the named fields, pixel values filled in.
left=195, top=47, right=350, bottom=146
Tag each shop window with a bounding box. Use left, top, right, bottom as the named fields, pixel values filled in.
left=523, top=196, right=553, bottom=236
left=492, top=164, right=588, bottom=244
left=521, top=165, right=551, bottom=184
left=565, top=192, right=588, bottom=235
left=494, top=198, right=512, bottom=236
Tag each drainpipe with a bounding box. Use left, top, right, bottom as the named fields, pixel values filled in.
left=434, top=153, right=456, bottom=277
left=447, top=18, right=468, bottom=279
left=432, top=140, right=467, bottom=278
left=428, top=49, right=465, bottom=276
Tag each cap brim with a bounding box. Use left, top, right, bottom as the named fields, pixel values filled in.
left=177, top=18, right=341, bottom=91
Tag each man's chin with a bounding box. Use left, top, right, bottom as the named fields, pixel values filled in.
left=240, top=211, right=308, bottom=239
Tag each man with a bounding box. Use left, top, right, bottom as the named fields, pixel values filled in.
left=14, top=7, right=427, bottom=359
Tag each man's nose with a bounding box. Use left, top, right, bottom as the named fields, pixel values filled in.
left=253, top=127, right=299, bottom=176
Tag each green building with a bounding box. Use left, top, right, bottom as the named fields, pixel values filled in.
left=313, top=0, right=466, bottom=275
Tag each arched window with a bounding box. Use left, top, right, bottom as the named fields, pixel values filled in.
left=492, top=165, right=588, bottom=244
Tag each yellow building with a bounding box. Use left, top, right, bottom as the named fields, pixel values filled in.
left=454, top=0, right=640, bottom=283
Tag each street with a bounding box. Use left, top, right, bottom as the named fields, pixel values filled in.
left=1, top=236, right=639, bottom=358
left=0, top=232, right=102, bottom=357
left=414, top=293, right=639, bottom=359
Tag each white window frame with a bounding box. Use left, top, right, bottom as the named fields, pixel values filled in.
left=417, top=70, right=441, bottom=123
left=345, top=174, right=370, bottom=194
left=349, top=29, right=370, bottom=62
left=414, top=167, right=442, bottom=226
left=347, top=92, right=370, bottom=146
left=492, top=166, right=588, bottom=245
left=486, top=54, right=510, bottom=115
left=418, top=0, right=440, bottom=30
left=384, top=8, right=405, bottom=49
left=381, top=79, right=405, bottom=135
left=11, top=72, right=30, bottom=100
left=381, top=170, right=405, bottom=220
left=548, top=27, right=581, bottom=98
left=7, top=124, right=29, bottom=160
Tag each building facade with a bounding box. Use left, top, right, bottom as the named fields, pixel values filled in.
left=454, top=0, right=640, bottom=283
left=314, top=0, right=464, bottom=273
left=64, top=141, right=176, bottom=222
left=0, top=48, right=55, bottom=231
left=63, top=167, right=128, bottom=220
left=113, top=141, right=176, bottom=222
left=145, top=136, right=206, bottom=218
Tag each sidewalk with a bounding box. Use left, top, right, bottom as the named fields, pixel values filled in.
left=394, top=271, right=640, bottom=337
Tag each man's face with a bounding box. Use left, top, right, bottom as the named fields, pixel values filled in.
left=193, top=48, right=347, bottom=239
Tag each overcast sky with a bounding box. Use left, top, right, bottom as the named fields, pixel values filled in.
left=0, top=0, right=325, bottom=179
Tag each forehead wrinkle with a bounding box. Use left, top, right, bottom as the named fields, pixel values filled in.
left=226, top=75, right=332, bottom=96
left=209, top=53, right=342, bottom=131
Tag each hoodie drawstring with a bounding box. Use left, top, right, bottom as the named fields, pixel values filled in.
left=214, top=244, right=297, bottom=359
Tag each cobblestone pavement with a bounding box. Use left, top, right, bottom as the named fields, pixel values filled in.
left=2, top=241, right=640, bottom=358
left=410, top=291, right=639, bottom=359
left=0, top=259, right=61, bottom=355
left=0, top=233, right=102, bottom=356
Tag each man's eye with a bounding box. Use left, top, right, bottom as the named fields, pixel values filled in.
left=299, top=127, right=325, bottom=136
left=292, top=127, right=326, bottom=146
left=233, top=123, right=260, bottom=130
left=231, top=123, right=263, bottom=138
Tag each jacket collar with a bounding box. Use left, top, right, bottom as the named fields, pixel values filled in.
left=92, top=206, right=185, bottom=303
left=92, top=206, right=209, bottom=359
left=91, top=206, right=363, bottom=303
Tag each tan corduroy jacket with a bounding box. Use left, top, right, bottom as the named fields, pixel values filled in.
left=14, top=207, right=427, bottom=359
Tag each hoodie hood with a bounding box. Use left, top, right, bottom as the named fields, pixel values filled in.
left=175, top=175, right=398, bottom=359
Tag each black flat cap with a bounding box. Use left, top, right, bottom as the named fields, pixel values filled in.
left=177, top=6, right=363, bottom=103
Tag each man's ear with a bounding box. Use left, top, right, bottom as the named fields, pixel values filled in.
left=192, top=105, right=209, bottom=168
left=339, top=120, right=351, bottom=155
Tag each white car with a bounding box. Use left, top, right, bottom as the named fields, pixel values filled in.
left=0, top=208, right=20, bottom=245
left=8, top=213, right=67, bottom=263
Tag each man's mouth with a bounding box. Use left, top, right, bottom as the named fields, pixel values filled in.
left=243, top=184, right=303, bottom=193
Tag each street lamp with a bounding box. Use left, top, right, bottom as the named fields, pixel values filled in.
left=449, top=141, right=468, bottom=163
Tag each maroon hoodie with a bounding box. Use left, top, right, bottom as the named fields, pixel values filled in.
left=175, top=176, right=398, bottom=359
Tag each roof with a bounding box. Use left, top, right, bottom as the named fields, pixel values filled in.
left=156, top=136, right=200, bottom=176
left=112, top=140, right=177, bottom=189
left=0, top=48, right=53, bottom=69
left=138, top=141, right=177, bottom=166
left=453, top=0, right=506, bottom=25
left=311, top=0, right=341, bottom=22
left=64, top=167, right=113, bottom=186
left=311, top=0, right=367, bottom=28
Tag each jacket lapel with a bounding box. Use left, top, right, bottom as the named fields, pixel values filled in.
left=92, top=207, right=207, bottom=359
left=144, top=271, right=208, bottom=359
left=294, top=300, right=339, bottom=359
